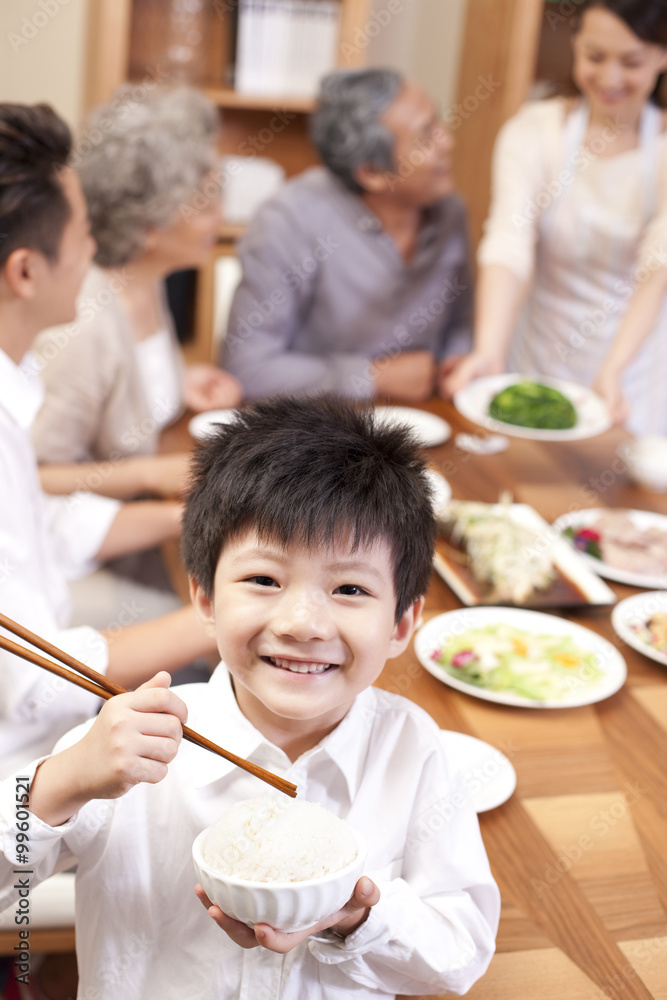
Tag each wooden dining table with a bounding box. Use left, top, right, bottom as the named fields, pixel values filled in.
left=167, top=397, right=667, bottom=1000
left=374, top=399, right=667, bottom=1000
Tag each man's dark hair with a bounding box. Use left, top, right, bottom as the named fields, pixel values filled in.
left=0, top=103, right=72, bottom=269
left=182, top=396, right=436, bottom=619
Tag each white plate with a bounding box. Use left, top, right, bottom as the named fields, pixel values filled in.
left=188, top=408, right=241, bottom=441
left=454, top=374, right=611, bottom=442
left=434, top=503, right=616, bottom=607
left=415, top=606, right=626, bottom=708
left=553, top=508, right=667, bottom=590
left=374, top=406, right=451, bottom=447
left=424, top=468, right=452, bottom=515
left=611, top=591, right=667, bottom=667
left=439, top=730, right=517, bottom=812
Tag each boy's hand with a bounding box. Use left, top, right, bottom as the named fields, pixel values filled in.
left=76, top=672, right=187, bottom=798
left=30, top=673, right=187, bottom=828
left=194, top=876, right=380, bottom=954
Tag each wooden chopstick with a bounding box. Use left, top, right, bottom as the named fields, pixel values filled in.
left=0, top=612, right=297, bottom=798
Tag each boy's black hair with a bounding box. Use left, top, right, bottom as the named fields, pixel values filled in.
left=181, top=396, right=437, bottom=619
left=0, top=104, right=72, bottom=268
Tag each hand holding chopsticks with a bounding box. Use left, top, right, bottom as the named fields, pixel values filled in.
left=0, top=611, right=297, bottom=798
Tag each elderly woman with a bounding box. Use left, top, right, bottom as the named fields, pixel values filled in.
left=32, top=85, right=242, bottom=501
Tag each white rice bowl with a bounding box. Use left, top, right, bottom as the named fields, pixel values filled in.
left=192, top=796, right=367, bottom=932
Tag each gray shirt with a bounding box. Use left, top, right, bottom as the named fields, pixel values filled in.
left=222, top=167, right=473, bottom=399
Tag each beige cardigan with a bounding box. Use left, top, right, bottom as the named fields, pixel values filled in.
left=32, top=266, right=185, bottom=464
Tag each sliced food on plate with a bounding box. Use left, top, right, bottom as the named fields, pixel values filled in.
left=415, top=607, right=627, bottom=708
left=611, top=591, right=667, bottom=667
left=633, top=612, right=667, bottom=655
left=555, top=508, right=667, bottom=588
left=435, top=499, right=615, bottom=607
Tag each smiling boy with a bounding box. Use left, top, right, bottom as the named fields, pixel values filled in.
left=0, top=396, right=499, bottom=999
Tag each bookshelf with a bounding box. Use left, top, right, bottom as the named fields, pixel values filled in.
left=84, top=0, right=373, bottom=362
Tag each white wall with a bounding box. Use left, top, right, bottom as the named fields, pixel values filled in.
left=365, top=0, right=467, bottom=110
left=0, top=0, right=91, bottom=128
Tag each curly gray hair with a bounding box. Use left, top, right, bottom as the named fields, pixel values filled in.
left=309, top=69, right=404, bottom=193
left=75, top=85, right=219, bottom=267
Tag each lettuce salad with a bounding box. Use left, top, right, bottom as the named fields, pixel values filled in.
left=431, top=623, right=603, bottom=701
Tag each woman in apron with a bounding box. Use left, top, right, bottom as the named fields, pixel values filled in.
left=444, top=0, right=667, bottom=436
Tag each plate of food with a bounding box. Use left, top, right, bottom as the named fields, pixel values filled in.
left=453, top=374, right=611, bottom=441
left=439, top=730, right=517, bottom=812
left=611, top=592, right=667, bottom=667
left=189, top=408, right=241, bottom=441
left=554, top=508, right=667, bottom=589
left=415, top=607, right=627, bottom=708
left=374, top=406, right=451, bottom=447
left=434, top=499, right=616, bottom=607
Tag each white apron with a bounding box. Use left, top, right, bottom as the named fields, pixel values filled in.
left=508, top=100, right=667, bottom=435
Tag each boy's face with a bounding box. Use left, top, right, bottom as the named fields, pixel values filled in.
left=192, top=529, right=423, bottom=751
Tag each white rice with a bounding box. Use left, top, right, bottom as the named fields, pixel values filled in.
left=203, top=796, right=358, bottom=883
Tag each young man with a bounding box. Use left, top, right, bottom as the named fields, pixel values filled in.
left=0, top=103, right=216, bottom=777
left=0, top=396, right=500, bottom=999
left=222, top=69, right=472, bottom=404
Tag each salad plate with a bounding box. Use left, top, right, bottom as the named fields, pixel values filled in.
left=553, top=508, right=667, bottom=590
left=611, top=591, right=667, bottom=667
left=415, top=607, right=627, bottom=708
left=188, top=408, right=241, bottom=441
left=453, top=374, right=611, bottom=442
left=439, top=730, right=517, bottom=812
left=373, top=406, right=451, bottom=447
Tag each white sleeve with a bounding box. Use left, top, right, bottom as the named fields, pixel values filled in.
left=0, top=493, right=108, bottom=741
left=477, top=101, right=561, bottom=282
left=309, top=751, right=500, bottom=995
left=637, top=140, right=667, bottom=270
left=41, top=491, right=121, bottom=581
left=0, top=757, right=79, bottom=912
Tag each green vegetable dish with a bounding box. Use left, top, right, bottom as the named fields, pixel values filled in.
left=430, top=623, right=603, bottom=701
left=488, top=381, right=577, bottom=430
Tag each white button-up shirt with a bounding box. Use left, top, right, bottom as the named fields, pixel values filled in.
left=0, top=666, right=500, bottom=999
left=0, top=348, right=119, bottom=777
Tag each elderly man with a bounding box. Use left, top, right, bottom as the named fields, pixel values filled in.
left=222, top=69, right=472, bottom=402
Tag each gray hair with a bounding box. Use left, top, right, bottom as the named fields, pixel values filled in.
left=309, top=69, right=403, bottom=193
left=75, top=85, right=219, bottom=267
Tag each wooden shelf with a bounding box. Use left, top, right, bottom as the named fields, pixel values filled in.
left=125, top=80, right=316, bottom=113
left=452, top=0, right=545, bottom=254
left=219, top=223, right=247, bottom=243
left=201, top=87, right=316, bottom=114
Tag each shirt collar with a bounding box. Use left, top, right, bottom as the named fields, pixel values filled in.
left=180, top=665, right=274, bottom=789
left=180, top=664, right=377, bottom=801
left=297, top=686, right=377, bottom=802
left=0, top=347, right=44, bottom=428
